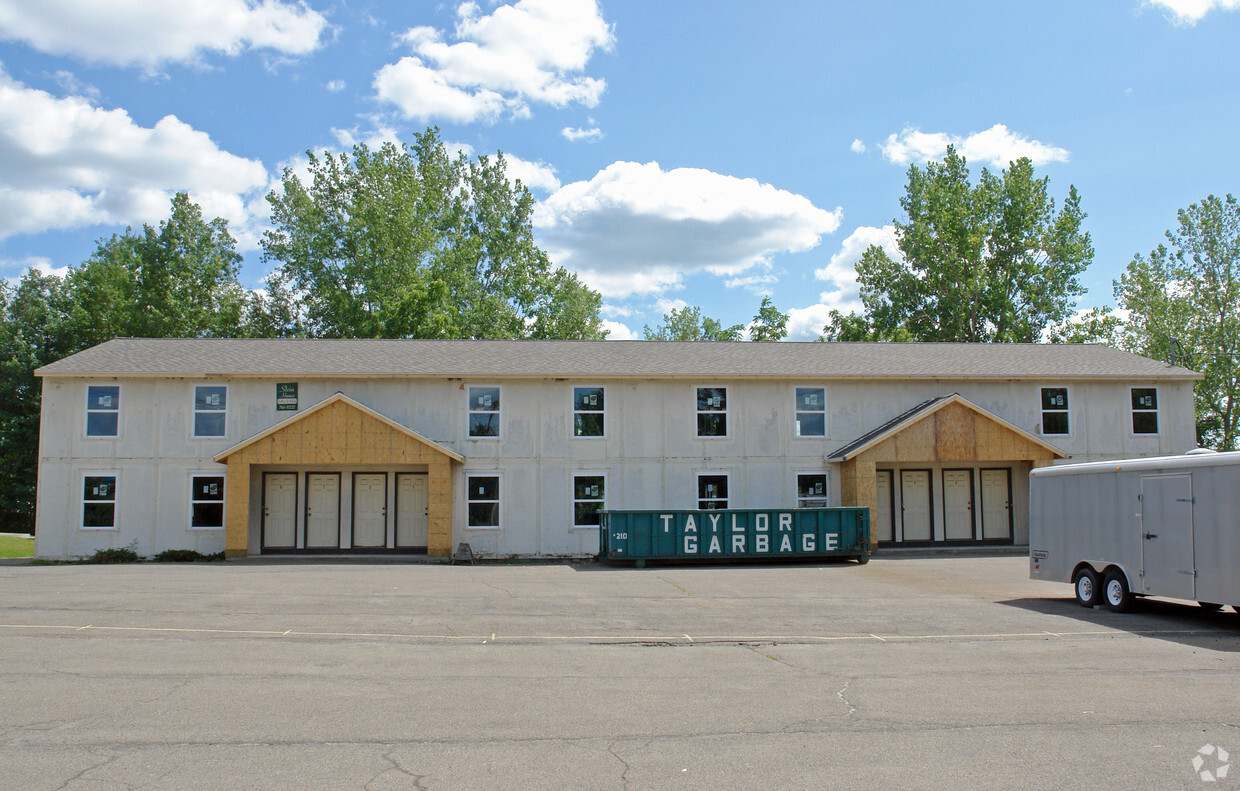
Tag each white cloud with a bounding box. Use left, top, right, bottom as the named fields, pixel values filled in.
left=1147, top=0, right=1240, bottom=23
left=0, top=67, right=268, bottom=241
left=850, top=138, right=866, bottom=154
left=653, top=297, right=689, bottom=315
left=879, top=124, right=1069, bottom=168
left=0, top=0, right=329, bottom=69
left=724, top=273, right=777, bottom=293
left=600, top=319, right=636, bottom=340
left=535, top=160, right=842, bottom=298
left=503, top=154, right=560, bottom=193
left=325, top=79, right=346, bottom=92
left=374, top=0, right=613, bottom=123
left=2, top=255, right=69, bottom=287
left=599, top=303, right=632, bottom=318
left=562, top=125, right=603, bottom=142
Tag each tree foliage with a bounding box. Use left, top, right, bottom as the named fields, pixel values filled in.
left=262, top=129, right=606, bottom=340
left=643, top=306, right=744, bottom=341
left=848, top=146, right=1093, bottom=342
left=749, top=296, right=789, bottom=342
left=1115, top=194, right=1240, bottom=449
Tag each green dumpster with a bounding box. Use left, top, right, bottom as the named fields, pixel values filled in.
left=599, top=508, right=870, bottom=566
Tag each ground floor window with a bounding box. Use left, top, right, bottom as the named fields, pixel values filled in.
left=573, top=474, right=605, bottom=527
left=191, top=475, right=224, bottom=529
left=697, top=473, right=729, bottom=510
left=796, top=473, right=828, bottom=507
left=83, top=475, right=117, bottom=529
left=467, top=474, right=501, bottom=528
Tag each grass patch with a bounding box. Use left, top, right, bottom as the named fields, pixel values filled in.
left=0, top=534, right=34, bottom=559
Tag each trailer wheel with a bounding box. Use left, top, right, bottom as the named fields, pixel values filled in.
left=1103, top=570, right=1133, bottom=613
left=1198, top=602, right=1223, bottom=611
left=1073, top=568, right=1101, bottom=608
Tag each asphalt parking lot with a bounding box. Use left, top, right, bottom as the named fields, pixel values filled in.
left=1, top=556, right=1237, bottom=790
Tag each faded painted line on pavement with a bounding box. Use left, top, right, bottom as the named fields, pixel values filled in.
left=0, top=622, right=1233, bottom=645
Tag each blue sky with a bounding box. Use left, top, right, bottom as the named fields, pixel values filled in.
left=1, top=0, right=1238, bottom=340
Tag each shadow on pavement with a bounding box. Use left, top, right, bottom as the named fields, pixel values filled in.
left=1001, top=595, right=1240, bottom=652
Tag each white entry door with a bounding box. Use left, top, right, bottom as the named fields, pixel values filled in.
left=874, top=470, right=894, bottom=542
left=396, top=473, right=429, bottom=548
left=980, top=469, right=1012, bottom=540
left=943, top=470, right=974, bottom=541
left=352, top=473, right=387, bottom=548
left=305, top=473, right=341, bottom=548
left=262, top=473, right=297, bottom=549
left=900, top=470, right=932, bottom=541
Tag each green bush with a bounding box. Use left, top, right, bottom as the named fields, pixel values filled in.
left=152, top=549, right=224, bottom=563
left=87, top=546, right=140, bottom=564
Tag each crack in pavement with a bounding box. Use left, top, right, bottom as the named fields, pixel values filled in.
left=364, top=748, right=429, bottom=791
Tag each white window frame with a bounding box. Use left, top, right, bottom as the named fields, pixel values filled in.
left=695, top=385, right=729, bottom=439
left=189, top=473, right=226, bottom=530
left=85, top=384, right=121, bottom=438
left=696, top=471, right=730, bottom=510
left=1039, top=385, right=1071, bottom=437
left=193, top=384, right=229, bottom=438
left=82, top=472, right=119, bottom=530
left=795, top=471, right=830, bottom=508
left=571, top=471, right=607, bottom=529
left=572, top=385, right=606, bottom=439
left=794, top=386, right=827, bottom=438
left=466, top=472, right=502, bottom=530
left=1130, top=386, right=1160, bottom=436
left=467, top=385, right=503, bottom=439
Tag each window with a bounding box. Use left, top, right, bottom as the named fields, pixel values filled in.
left=1131, top=388, right=1159, bottom=434
left=468, top=386, right=501, bottom=438
left=1040, top=387, right=1069, bottom=435
left=83, top=475, right=117, bottom=529
left=795, top=387, right=826, bottom=437
left=696, top=386, right=728, bottom=438
left=573, top=474, right=606, bottom=528
left=573, top=386, right=605, bottom=437
left=194, top=385, right=227, bottom=437
left=86, top=385, right=120, bottom=437
left=467, top=474, right=500, bottom=528
left=697, top=473, right=729, bottom=510
left=191, top=475, right=225, bottom=529
left=797, top=473, right=828, bottom=508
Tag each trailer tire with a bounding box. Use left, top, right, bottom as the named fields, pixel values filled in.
left=1198, top=602, right=1223, bottom=611
left=1103, top=570, right=1133, bottom=613
left=1073, top=568, right=1101, bottom=608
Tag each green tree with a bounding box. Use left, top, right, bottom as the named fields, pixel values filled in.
left=643, top=306, right=744, bottom=341
left=0, top=271, right=80, bottom=531
left=748, top=296, right=789, bottom=342
left=1115, top=194, right=1240, bottom=449
left=1045, top=306, right=1123, bottom=345
left=262, top=128, right=606, bottom=340
left=820, top=310, right=914, bottom=342
left=852, top=146, right=1093, bottom=342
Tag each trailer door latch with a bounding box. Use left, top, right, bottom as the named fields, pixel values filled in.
left=1143, top=532, right=1158, bottom=540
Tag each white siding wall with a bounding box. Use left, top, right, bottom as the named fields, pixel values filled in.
left=35, top=374, right=1198, bottom=559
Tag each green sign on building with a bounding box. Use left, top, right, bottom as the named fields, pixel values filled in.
left=276, top=382, right=298, bottom=411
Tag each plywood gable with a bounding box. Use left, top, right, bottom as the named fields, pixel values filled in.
left=214, top=393, right=463, bottom=467
left=851, top=397, right=1064, bottom=464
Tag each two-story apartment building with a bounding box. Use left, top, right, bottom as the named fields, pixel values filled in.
left=33, top=339, right=1199, bottom=559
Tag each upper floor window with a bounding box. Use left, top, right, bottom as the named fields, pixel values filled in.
left=191, top=475, right=225, bottom=529
left=193, top=386, right=227, bottom=437
left=696, top=386, right=728, bottom=438
left=83, top=474, right=117, bottom=529
left=1040, top=387, right=1069, bottom=435
left=468, top=386, right=501, bottom=438
left=573, top=386, right=605, bottom=437
left=795, top=387, right=826, bottom=437
left=86, top=385, right=120, bottom=437
left=1131, top=388, right=1159, bottom=434
left=797, top=473, right=828, bottom=508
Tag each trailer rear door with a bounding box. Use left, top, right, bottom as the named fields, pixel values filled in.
left=1140, top=474, right=1195, bottom=600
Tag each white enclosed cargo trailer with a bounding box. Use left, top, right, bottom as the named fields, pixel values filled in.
left=1029, top=450, right=1240, bottom=613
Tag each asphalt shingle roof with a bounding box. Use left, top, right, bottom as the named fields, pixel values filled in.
left=35, top=338, right=1201, bottom=381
